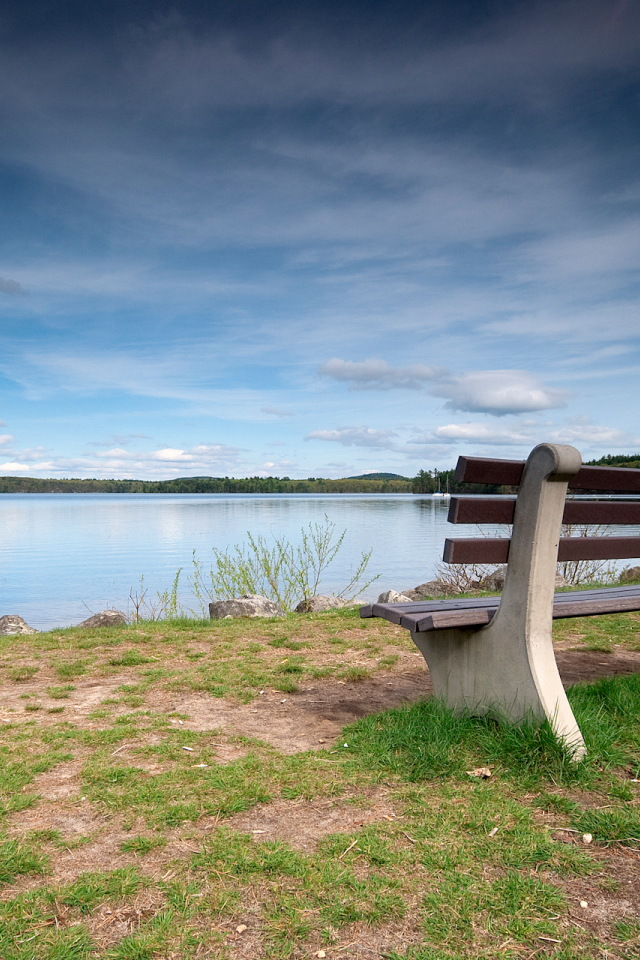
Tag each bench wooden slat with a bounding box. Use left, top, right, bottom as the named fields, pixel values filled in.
left=403, top=608, right=495, bottom=631
left=359, top=583, right=640, bottom=622
left=360, top=594, right=504, bottom=623
left=570, top=466, right=640, bottom=493
left=443, top=535, right=640, bottom=564
left=455, top=457, right=640, bottom=492
left=448, top=496, right=640, bottom=526
left=361, top=585, right=640, bottom=632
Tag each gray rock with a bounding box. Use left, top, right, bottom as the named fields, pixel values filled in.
left=477, top=568, right=567, bottom=594
left=620, top=565, right=640, bottom=583
left=209, top=594, right=285, bottom=619
left=376, top=590, right=413, bottom=603
left=76, top=609, right=127, bottom=629
left=0, top=615, right=38, bottom=635
left=479, top=567, right=508, bottom=592
left=295, top=595, right=347, bottom=613
left=401, top=580, right=461, bottom=600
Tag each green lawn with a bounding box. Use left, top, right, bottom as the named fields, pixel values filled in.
left=1, top=608, right=639, bottom=958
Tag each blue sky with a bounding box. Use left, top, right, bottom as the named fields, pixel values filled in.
left=1, top=0, right=639, bottom=480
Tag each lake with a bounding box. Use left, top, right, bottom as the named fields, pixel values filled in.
left=1, top=493, right=638, bottom=631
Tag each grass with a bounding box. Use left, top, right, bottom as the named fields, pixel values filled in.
left=0, top=606, right=639, bottom=957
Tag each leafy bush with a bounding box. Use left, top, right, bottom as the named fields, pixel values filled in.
left=189, top=516, right=378, bottom=613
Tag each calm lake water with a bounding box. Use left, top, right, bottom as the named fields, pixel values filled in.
left=2, top=493, right=639, bottom=631
left=1, top=493, right=466, bottom=629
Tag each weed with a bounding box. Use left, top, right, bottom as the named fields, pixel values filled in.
left=120, top=835, right=167, bottom=854
left=55, top=660, right=86, bottom=680
left=60, top=867, right=148, bottom=913
left=47, top=684, right=76, bottom=699
left=0, top=840, right=49, bottom=883
left=9, top=665, right=38, bottom=682
left=340, top=665, right=370, bottom=681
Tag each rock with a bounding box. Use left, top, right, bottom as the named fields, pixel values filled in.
left=476, top=568, right=567, bottom=593
left=401, top=580, right=461, bottom=600
left=76, top=609, right=127, bottom=629
left=209, top=594, right=285, bottom=619
left=376, top=590, right=412, bottom=603
left=620, top=565, right=640, bottom=583
left=0, top=615, right=38, bottom=635
left=295, top=595, right=347, bottom=613
left=479, top=567, right=508, bottom=592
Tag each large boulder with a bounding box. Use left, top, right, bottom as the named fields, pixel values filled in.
left=401, top=580, right=461, bottom=600
left=209, top=594, right=285, bottom=619
left=295, top=595, right=347, bottom=613
left=620, top=566, right=640, bottom=583
left=376, top=590, right=413, bottom=603
left=0, top=615, right=38, bottom=635
left=76, top=610, right=127, bottom=629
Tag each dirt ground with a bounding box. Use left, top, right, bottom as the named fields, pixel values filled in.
left=2, top=645, right=640, bottom=956
left=3, top=647, right=640, bottom=754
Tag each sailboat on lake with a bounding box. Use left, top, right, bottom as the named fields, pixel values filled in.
left=433, top=477, right=451, bottom=499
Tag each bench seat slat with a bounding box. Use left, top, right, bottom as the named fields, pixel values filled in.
left=443, top=535, right=640, bottom=564
left=455, top=457, right=640, bottom=492
left=358, top=583, right=640, bottom=622
left=360, top=585, right=640, bottom=633
left=448, top=497, right=640, bottom=526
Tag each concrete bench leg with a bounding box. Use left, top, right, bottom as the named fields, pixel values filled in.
left=411, top=443, right=586, bottom=760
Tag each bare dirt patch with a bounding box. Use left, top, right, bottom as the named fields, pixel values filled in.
left=555, top=648, right=640, bottom=685
left=164, top=667, right=432, bottom=752
left=556, top=846, right=640, bottom=945
left=227, top=785, right=398, bottom=850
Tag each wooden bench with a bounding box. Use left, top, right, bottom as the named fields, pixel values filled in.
left=360, top=443, right=640, bottom=757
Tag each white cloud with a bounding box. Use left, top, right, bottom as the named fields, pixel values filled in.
left=320, top=360, right=569, bottom=416
left=432, top=370, right=568, bottom=416
left=319, top=358, right=442, bottom=390
left=305, top=426, right=398, bottom=449
left=92, top=443, right=245, bottom=466
left=0, top=434, right=14, bottom=445
left=0, top=462, right=29, bottom=470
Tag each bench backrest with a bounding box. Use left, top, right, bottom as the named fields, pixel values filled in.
left=444, top=452, right=640, bottom=565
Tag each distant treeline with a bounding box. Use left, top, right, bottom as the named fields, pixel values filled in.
left=586, top=454, right=640, bottom=469
left=0, top=475, right=414, bottom=494
left=410, top=469, right=516, bottom=495
left=1, top=456, right=636, bottom=495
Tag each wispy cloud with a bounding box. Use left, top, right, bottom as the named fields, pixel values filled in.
left=318, top=358, right=443, bottom=390
left=305, top=426, right=398, bottom=449
left=260, top=406, right=294, bottom=417
left=431, top=417, right=635, bottom=449
left=0, top=1, right=638, bottom=478
left=0, top=277, right=26, bottom=295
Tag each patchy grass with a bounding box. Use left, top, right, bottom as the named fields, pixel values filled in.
left=1, top=608, right=640, bottom=957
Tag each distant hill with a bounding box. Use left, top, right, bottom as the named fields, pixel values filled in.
left=346, top=472, right=410, bottom=480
